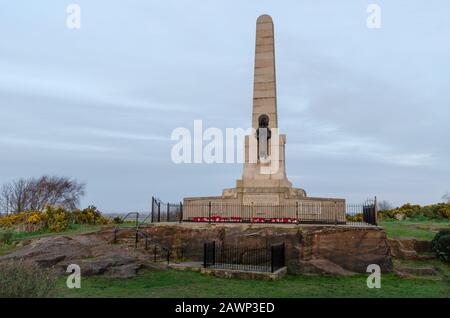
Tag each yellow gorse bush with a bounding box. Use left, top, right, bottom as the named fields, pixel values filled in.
left=72, top=206, right=109, bottom=225
left=0, top=205, right=110, bottom=233
left=45, top=206, right=70, bottom=232
left=378, top=202, right=450, bottom=220
left=0, top=211, right=47, bottom=232
left=27, top=211, right=46, bottom=225
left=0, top=212, right=30, bottom=227
left=346, top=213, right=363, bottom=222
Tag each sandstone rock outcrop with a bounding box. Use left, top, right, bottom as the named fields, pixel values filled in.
left=138, top=224, right=393, bottom=274
left=0, top=224, right=393, bottom=276
left=0, top=229, right=161, bottom=278
left=298, top=259, right=356, bottom=276
left=395, top=266, right=439, bottom=278
left=387, top=238, right=434, bottom=260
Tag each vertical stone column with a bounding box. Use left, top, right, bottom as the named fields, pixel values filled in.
left=239, top=14, right=291, bottom=189
left=252, top=14, right=278, bottom=130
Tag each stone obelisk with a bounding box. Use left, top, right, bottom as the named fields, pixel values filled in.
left=238, top=14, right=293, bottom=194
left=252, top=14, right=278, bottom=130
left=184, top=14, right=345, bottom=218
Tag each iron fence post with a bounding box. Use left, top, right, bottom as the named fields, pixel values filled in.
left=135, top=212, right=139, bottom=230
left=167, top=202, right=170, bottom=222
left=135, top=231, right=138, bottom=248
left=212, top=241, right=216, bottom=266
left=296, top=201, right=299, bottom=225
left=179, top=202, right=183, bottom=223
left=271, top=245, right=274, bottom=273
left=374, top=196, right=378, bottom=226
left=334, top=202, right=337, bottom=226
left=208, top=201, right=212, bottom=224
left=151, top=197, right=154, bottom=223
left=157, top=201, right=161, bottom=222
left=251, top=202, right=254, bottom=223
left=203, top=243, right=207, bottom=268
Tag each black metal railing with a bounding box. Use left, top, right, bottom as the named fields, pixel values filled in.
left=271, top=243, right=285, bottom=273
left=345, top=199, right=378, bottom=226
left=151, top=196, right=378, bottom=226
left=151, top=197, right=183, bottom=223
left=113, top=225, right=176, bottom=264
left=183, top=199, right=377, bottom=226
left=113, top=212, right=140, bottom=244
left=135, top=230, right=173, bottom=264
left=203, top=241, right=285, bottom=273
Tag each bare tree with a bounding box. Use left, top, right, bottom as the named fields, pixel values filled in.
left=0, top=183, right=13, bottom=215
left=0, top=180, right=32, bottom=215
left=442, top=192, right=450, bottom=203
left=0, top=176, right=85, bottom=213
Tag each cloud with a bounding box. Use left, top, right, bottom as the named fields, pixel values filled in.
left=0, top=1, right=449, bottom=210
left=77, top=128, right=169, bottom=142
left=0, top=136, right=118, bottom=153
left=293, top=139, right=434, bottom=167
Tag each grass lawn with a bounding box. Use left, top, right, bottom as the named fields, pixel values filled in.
left=3, top=219, right=450, bottom=298
left=379, top=219, right=449, bottom=240
left=52, top=219, right=449, bottom=298
left=54, top=269, right=450, bottom=298
left=394, top=258, right=450, bottom=277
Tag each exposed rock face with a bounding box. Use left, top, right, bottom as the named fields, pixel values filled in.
left=0, top=224, right=393, bottom=276
left=105, top=263, right=143, bottom=279
left=395, top=266, right=439, bottom=278
left=387, top=238, right=434, bottom=260
left=297, top=227, right=392, bottom=273
left=0, top=230, right=162, bottom=278
left=0, top=235, right=95, bottom=270
left=139, top=224, right=393, bottom=274
left=298, top=259, right=355, bottom=276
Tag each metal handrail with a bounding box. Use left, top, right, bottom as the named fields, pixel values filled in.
left=120, top=212, right=140, bottom=228
left=137, top=213, right=152, bottom=228
left=135, top=229, right=169, bottom=250
left=135, top=229, right=172, bottom=264
left=113, top=212, right=139, bottom=243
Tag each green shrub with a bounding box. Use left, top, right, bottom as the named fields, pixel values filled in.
left=0, top=260, right=57, bottom=297
left=431, top=229, right=450, bottom=263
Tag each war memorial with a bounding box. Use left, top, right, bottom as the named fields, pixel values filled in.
left=182, top=15, right=347, bottom=224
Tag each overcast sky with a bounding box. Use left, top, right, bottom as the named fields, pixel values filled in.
left=1, top=1, right=449, bottom=212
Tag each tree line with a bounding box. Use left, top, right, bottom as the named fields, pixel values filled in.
left=0, top=176, right=85, bottom=215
